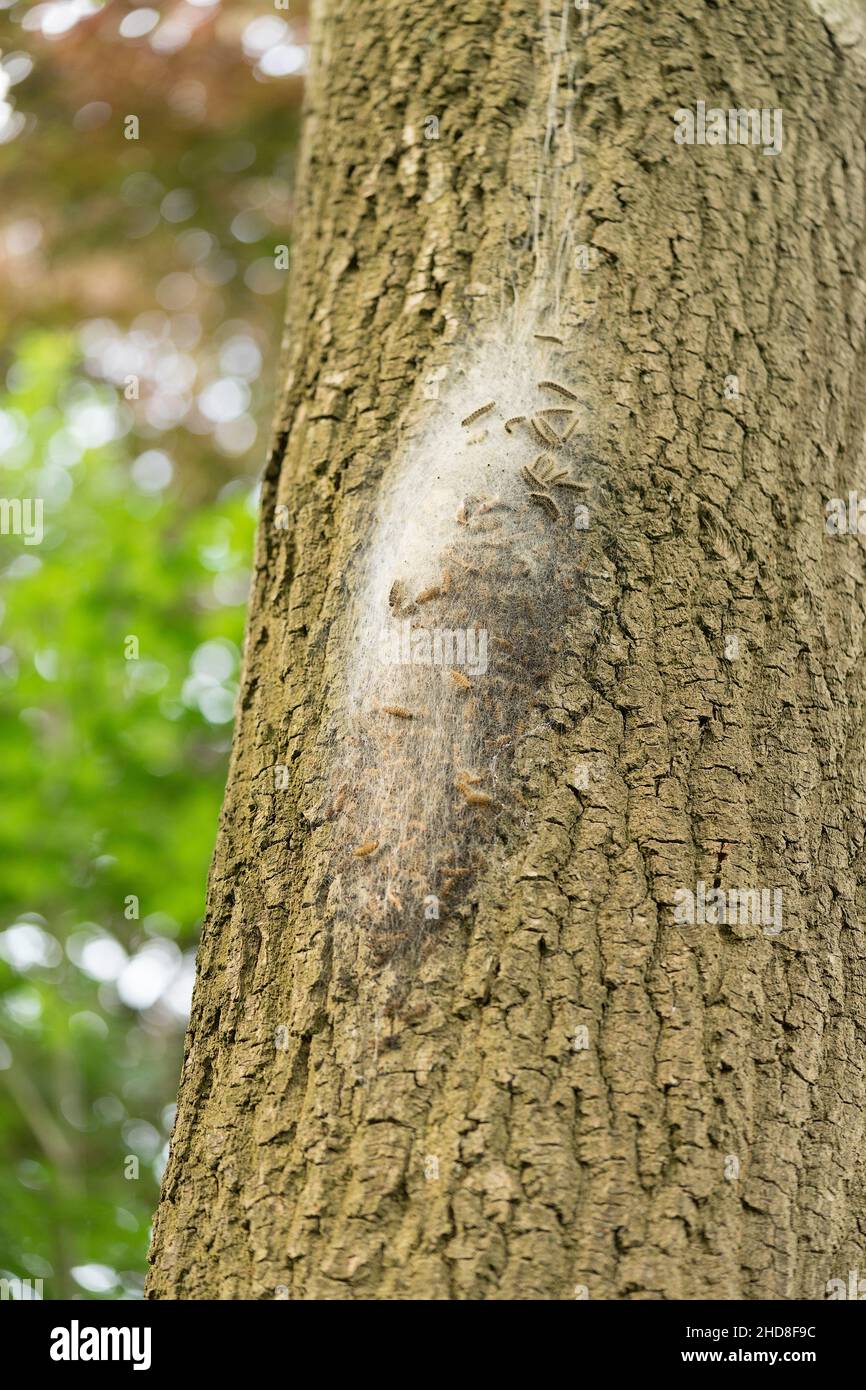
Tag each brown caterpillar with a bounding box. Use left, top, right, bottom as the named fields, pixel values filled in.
left=529, top=491, right=562, bottom=520
left=381, top=705, right=417, bottom=718
left=531, top=415, right=562, bottom=446
left=504, top=416, right=525, bottom=433
left=415, top=583, right=444, bottom=604
left=561, top=415, right=581, bottom=443
left=533, top=333, right=563, bottom=344
left=461, top=401, right=495, bottom=427
left=460, top=786, right=496, bottom=808
left=538, top=380, right=578, bottom=401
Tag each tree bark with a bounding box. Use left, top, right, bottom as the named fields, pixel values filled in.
left=147, top=0, right=866, bottom=1300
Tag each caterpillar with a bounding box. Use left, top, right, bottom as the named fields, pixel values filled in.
left=461, top=401, right=496, bottom=427
left=561, top=415, right=581, bottom=443
left=538, top=380, right=578, bottom=401
left=460, top=786, right=497, bottom=808
left=529, top=491, right=562, bottom=520
left=415, top=583, right=444, bottom=604
left=530, top=416, right=561, bottom=446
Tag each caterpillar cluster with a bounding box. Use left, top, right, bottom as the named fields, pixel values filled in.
left=328, top=342, right=598, bottom=968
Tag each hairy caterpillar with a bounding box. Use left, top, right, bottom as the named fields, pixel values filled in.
left=529, top=491, right=562, bottom=519
left=562, top=415, right=581, bottom=443
left=460, top=401, right=496, bottom=426
left=538, top=379, right=579, bottom=401
left=530, top=415, right=561, bottom=446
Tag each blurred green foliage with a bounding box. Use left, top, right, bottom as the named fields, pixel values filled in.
left=0, top=331, right=255, bottom=1299
left=0, top=1, right=304, bottom=1299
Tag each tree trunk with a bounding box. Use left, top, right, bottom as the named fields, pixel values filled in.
left=147, top=0, right=866, bottom=1300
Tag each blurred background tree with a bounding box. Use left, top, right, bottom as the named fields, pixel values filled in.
left=0, top=0, right=304, bottom=1299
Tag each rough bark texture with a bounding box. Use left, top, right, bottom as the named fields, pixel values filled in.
left=148, top=0, right=866, bottom=1299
